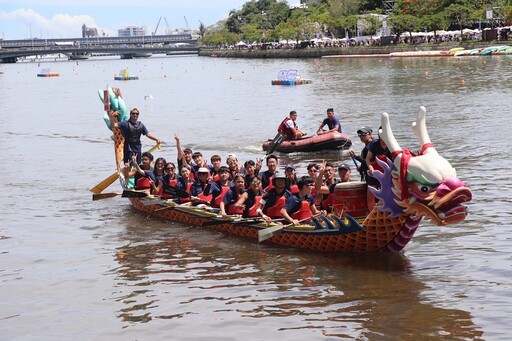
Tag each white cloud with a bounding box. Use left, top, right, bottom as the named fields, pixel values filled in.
left=0, top=8, right=110, bottom=38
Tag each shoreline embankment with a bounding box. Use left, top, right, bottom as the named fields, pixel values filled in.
left=199, top=41, right=498, bottom=58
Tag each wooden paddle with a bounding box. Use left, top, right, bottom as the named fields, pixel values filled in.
left=89, top=143, right=161, bottom=194
left=258, top=214, right=320, bottom=242
left=202, top=216, right=264, bottom=226
left=92, top=189, right=148, bottom=201
left=92, top=192, right=122, bottom=201
left=266, top=132, right=286, bottom=155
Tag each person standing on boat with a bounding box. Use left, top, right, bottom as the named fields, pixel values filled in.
left=277, top=110, right=306, bottom=140
left=365, top=127, right=392, bottom=185
left=316, top=108, right=342, bottom=135
left=349, top=127, right=373, bottom=182
left=109, top=107, right=161, bottom=165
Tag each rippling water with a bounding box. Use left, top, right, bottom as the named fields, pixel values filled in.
left=1, top=54, right=511, bottom=340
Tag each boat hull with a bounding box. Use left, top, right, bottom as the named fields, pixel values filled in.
left=128, top=196, right=404, bottom=253
left=262, top=131, right=351, bottom=153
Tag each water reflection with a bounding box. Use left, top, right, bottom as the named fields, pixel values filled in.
left=109, top=220, right=483, bottom=339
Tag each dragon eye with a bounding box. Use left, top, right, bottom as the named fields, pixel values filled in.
left=410, top=183, right=435, bottom=198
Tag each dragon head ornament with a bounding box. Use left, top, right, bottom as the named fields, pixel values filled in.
left=373, top=107, right=472, bottom=226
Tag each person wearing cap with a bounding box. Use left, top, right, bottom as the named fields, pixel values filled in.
left=285, top=164, right=299, bottom=193
left=365, top=126, right=392, bottom=184
left=281, top=176, right=326, bottom=225
left=257, top=172, right=292, bottom=222
left=259, top=154, right=279, bottom=190
left=206, top=166, right=233, bottom=207
left=337, top=163, right=351, bottom=183
left=349, top=126, right=374, bottom=181
left=109, top=107, right=161, bottom=166
left=316, top=108, right=342, bottom=135
left=174, top=133, right=194, bottom=177
left=190, top=167, right=213, bottom=205
left=277, top=110, right=306, bottom=140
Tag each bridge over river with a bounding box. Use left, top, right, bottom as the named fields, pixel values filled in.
left=0, top=34, right=199, bottom=63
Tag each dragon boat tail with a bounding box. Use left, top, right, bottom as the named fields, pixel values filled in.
left=97, top=88, right=472, bottom=253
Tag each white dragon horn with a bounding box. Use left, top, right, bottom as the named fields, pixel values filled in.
left=411, top=106, right=436, bottom=154
left=380, top=112, right=401, bottom=153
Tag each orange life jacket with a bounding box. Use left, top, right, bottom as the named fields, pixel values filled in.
left=291, top=200, right=312, bottom=221
left=246, top=195, right=263, bottom=217
left=277, top=117, right=296, bottom=138
left=180, top=181, right=193, bottom=203
left=213, top=185, right=231, bottom=208
left=228, top=204, right=244, bottom=215
left=289, top=184, right=299, bottom=194
left=135, top=177, right=151, bottom=190
left=266, top=195, right=286, bottom=218
left=162, top=178, right=178, bottom=199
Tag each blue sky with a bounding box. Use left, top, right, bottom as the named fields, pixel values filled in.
left=0, top=0, right=254, bottom=40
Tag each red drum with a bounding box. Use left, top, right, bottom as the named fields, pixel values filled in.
left=333, top=182, right=369, bottom=218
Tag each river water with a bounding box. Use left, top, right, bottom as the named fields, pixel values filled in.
left=1, top=53, right=511, bottom=340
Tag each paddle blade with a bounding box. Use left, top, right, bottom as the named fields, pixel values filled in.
left=258, top=225, right=284, bottom=242
left=121, top=190, right=148, bottom=198
left=164, top=185, right=190, bottom=198
left=90, top=172, right=119, bottom=194
left=267, top=133, right=286, bottom=155
left=92, top=192, right=121, bottom=201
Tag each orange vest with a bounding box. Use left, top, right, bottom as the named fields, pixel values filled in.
left=180, top=181, right=193, bottom=203
left=162, top=178, right=178, bottom=199
left=289, top=184, right=299, bottom=194
left=277, top=117, right=296, bottom=138
left=228, top=204, right=244, bottom=215
left=291, top=200, right=312, bottom=221
left=213, top=185, right=230, bottom=208
left=135, top=177, right=151, bottom=190
left=247, top=195, right=263, bottom=217
left=266, top=195, right=286, bottom=218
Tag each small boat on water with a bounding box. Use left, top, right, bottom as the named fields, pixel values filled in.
left=37, top=68, right=59, bottom=77
left=114, top=69, right=139, bottom=81
left=93, top=88, right=472, bottom=253
left=271, top=69, right=312, bottom=86
left=262, top=131, right=351, bottom=153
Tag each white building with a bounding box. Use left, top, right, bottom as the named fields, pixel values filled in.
left=118, top=26, right=147, bottom=37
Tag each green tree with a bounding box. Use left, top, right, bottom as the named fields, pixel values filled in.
left=444, top=3, right=475, bottom=35
left=388, top=13, right=421, bottom=41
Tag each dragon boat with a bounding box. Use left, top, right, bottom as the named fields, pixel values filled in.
left=95, top=87, right=472, bottom=253
left=262, top=131, right=352, bottom=153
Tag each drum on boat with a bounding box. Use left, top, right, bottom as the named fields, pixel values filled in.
left=332, top=181, right=369, bottom=218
